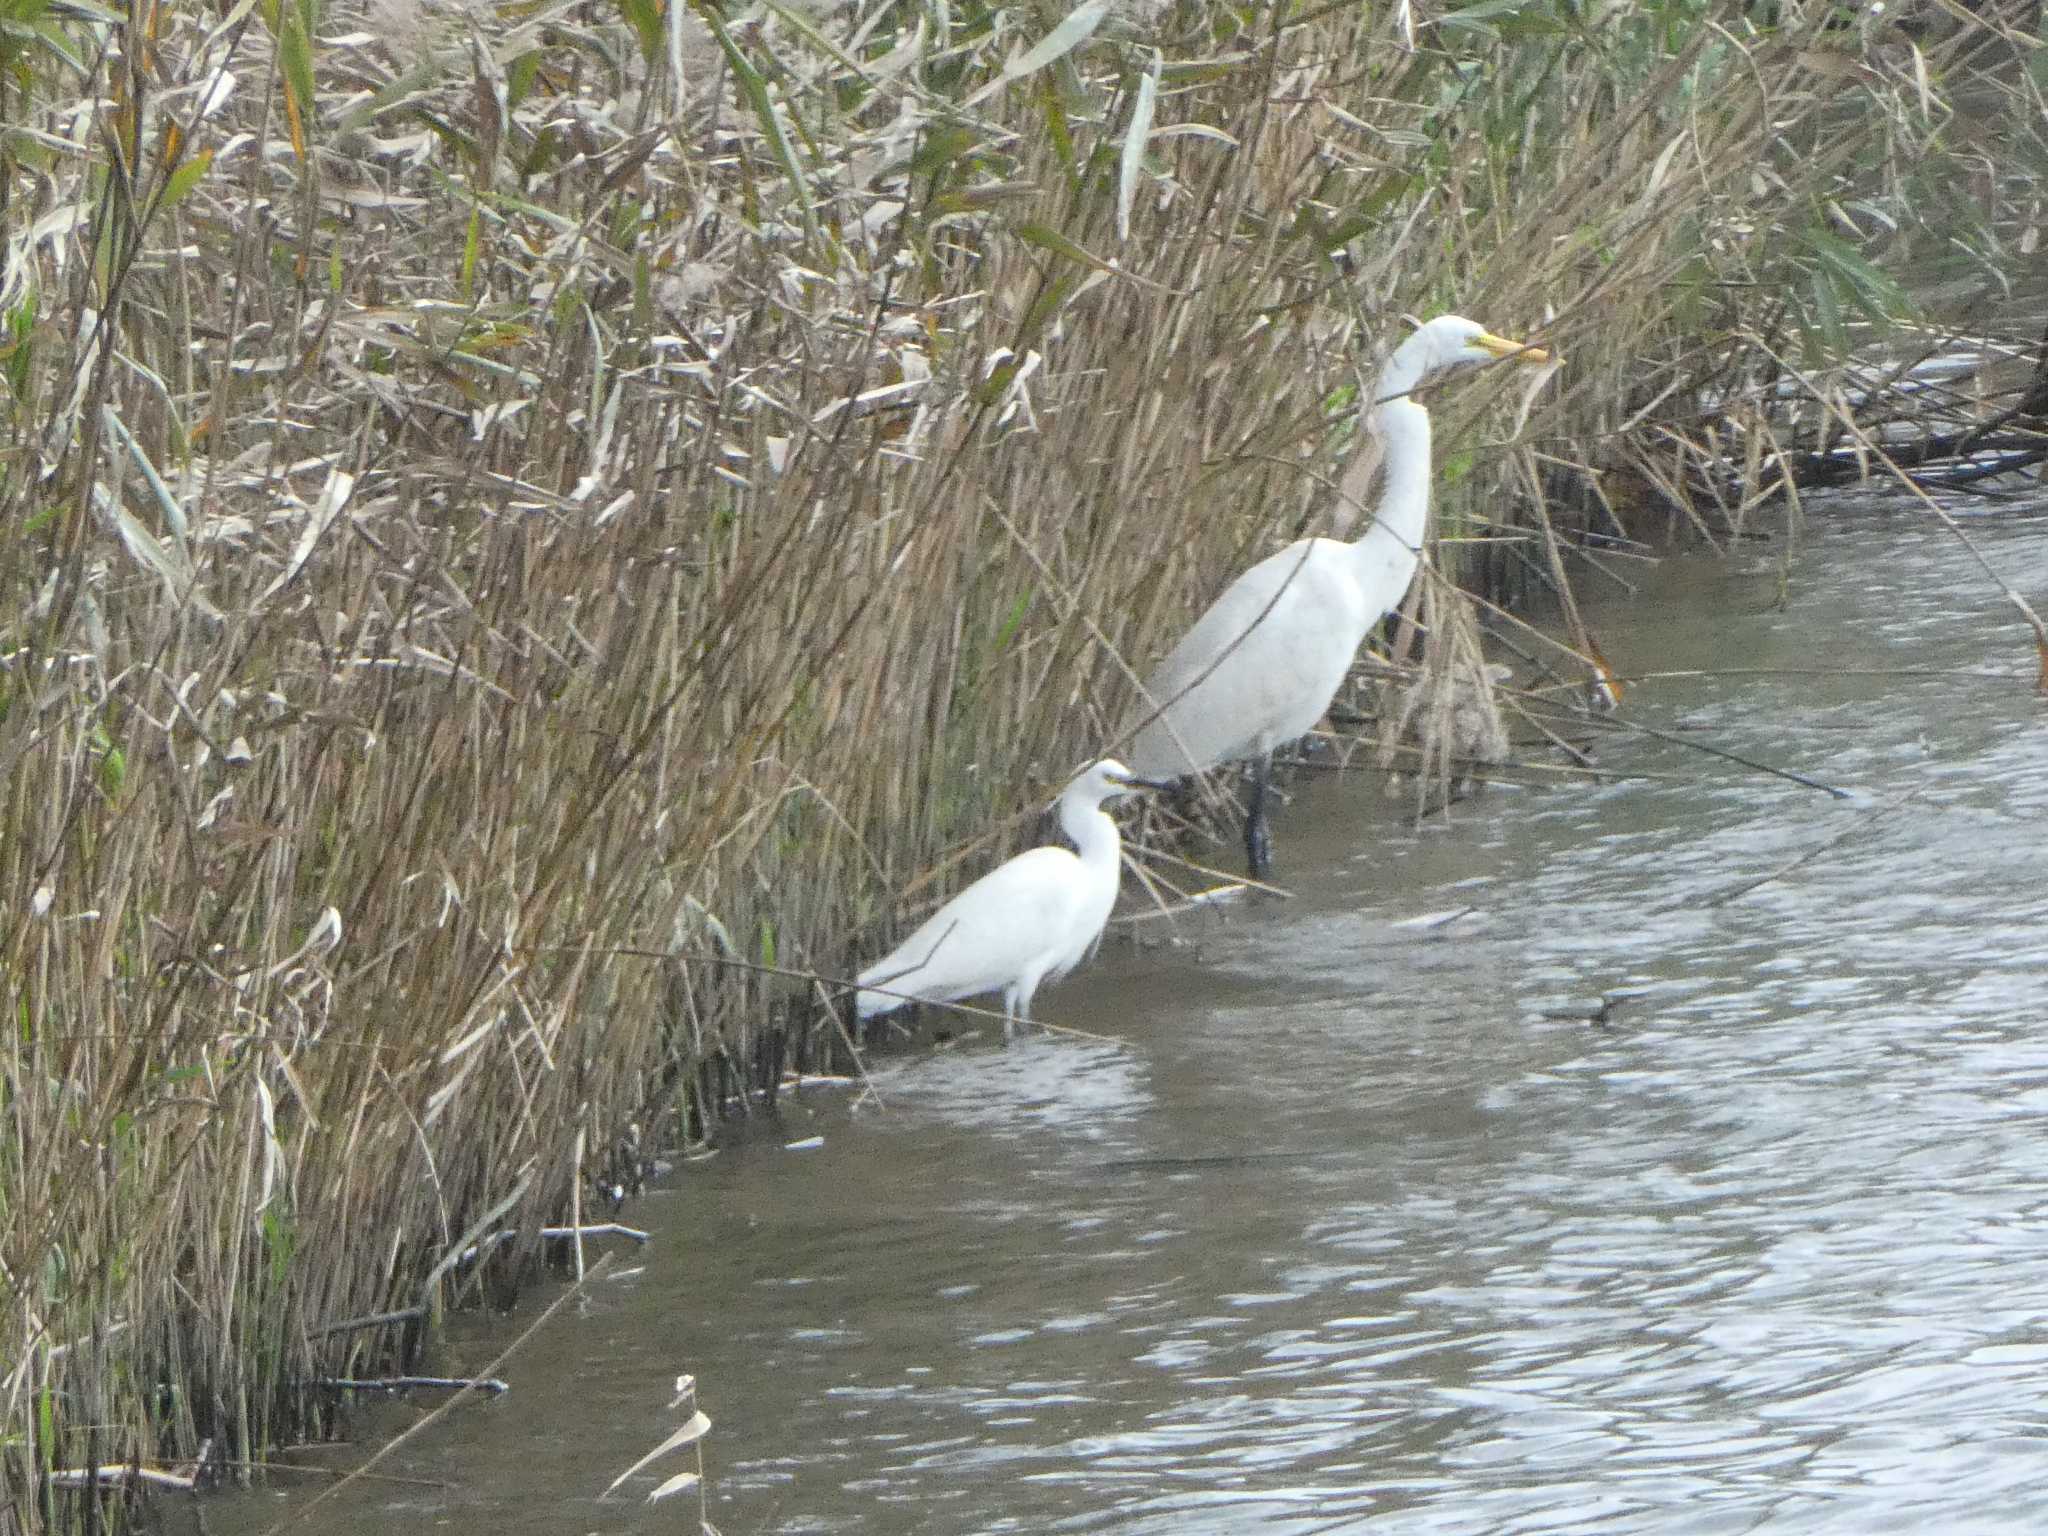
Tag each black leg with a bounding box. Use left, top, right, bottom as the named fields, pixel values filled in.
left=1244, top=753, right=1274, bottom=878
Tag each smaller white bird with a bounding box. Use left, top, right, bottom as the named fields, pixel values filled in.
left=855, top=759, right=1164, bottom=1037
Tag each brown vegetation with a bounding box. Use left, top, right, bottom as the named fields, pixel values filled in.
left=2, top=0, right=2042, bottom=1523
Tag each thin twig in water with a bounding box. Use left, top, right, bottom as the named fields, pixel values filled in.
left=311, top=1307, right=425, bottom=1339
left=306, top=1375, right=510, bottom=1395
left=1697, top=786, right=1925, bottom=909
left=214, top=1459, right=449, bottom=1489
left=1120, top=836, right=1293, bottom=899
left=256, top=1254, right=616, bottom=1536
left=812, top=978, right=886, bottom=1114
left=1575, top=713, right=1853, bottom=800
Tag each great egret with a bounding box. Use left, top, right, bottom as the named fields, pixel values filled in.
left=855, top=759, right=1165, bottom=1037
left=1124, top=315, right=1552, bottom=876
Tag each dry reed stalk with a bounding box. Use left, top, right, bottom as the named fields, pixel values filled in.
left=1, top=0, right=2040, bottom=1526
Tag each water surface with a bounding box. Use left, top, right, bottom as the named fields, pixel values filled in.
left=219, top=501, right=2048, bottom=1534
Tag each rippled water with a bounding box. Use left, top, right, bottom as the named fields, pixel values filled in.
left=219, top=502, right=2048, bottom=1533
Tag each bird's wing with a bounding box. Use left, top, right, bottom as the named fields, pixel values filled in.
left=1127, top=540, right=1368, bottom=774
left=858, top=847, right=1084, bottom=1006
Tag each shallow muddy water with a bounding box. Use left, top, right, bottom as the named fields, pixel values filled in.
left=218, top=499, right=2048, bottom=1534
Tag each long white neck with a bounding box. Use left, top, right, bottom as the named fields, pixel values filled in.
left=1361, top=395, right=1433, bottom=552
left=1376, top=329, right=1436, bottom=406
left=1057, top=789, right=1121, bottom=867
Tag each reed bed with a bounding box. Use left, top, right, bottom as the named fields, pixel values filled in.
left=2, top=0, right=2039, bottom=1523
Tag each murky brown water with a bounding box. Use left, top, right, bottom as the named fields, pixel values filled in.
left=218, top=499, right=2048, bottom=1534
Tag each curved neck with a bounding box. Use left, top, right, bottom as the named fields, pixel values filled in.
left=1057, top=790, right=1120, bottom=865
left=1376, top=330, right=1434, bottom=405
left=1361, top=396, right=1432, bottom=550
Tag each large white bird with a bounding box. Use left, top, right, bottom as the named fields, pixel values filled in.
left=1124, top=315, right=1553, bottom=876
left=855, top=759, right=1163, bottom=1037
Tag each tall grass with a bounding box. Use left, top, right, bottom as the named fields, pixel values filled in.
left=2, top=0, right=2039, bottom=1521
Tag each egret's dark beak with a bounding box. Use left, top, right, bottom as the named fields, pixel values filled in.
left=1112, top=772, right=1176, bottom=794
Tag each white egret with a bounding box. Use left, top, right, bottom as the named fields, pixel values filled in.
left=855, top=759, right=1165, bottom=1037
left=1124, top=315, right=1553, bottom=876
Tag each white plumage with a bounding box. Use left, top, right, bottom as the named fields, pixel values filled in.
left=1125, top=315, right=1552, bottom=874
left=855, top=759, right=1160, bottom=1036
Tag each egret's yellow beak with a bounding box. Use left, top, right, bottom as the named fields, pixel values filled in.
left=1476, top=332, right=1554, bottom=366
